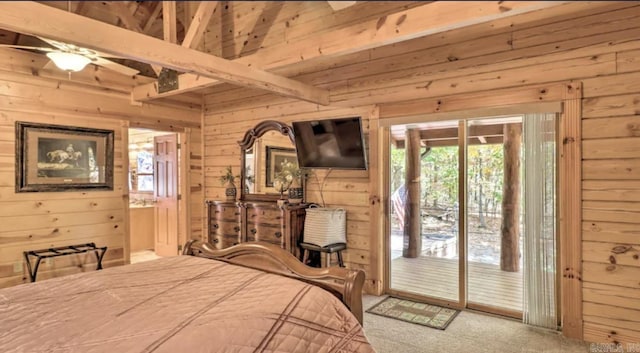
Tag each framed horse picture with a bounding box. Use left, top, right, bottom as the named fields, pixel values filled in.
left=15, top=122, right=114, bottom=192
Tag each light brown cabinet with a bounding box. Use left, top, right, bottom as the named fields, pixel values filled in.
left=206, top=200, right=307, bottom=258
left=129, top=206, right=155, bottom=252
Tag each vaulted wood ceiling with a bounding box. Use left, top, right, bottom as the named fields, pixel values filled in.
left=0, top=1, right=617, bottom=106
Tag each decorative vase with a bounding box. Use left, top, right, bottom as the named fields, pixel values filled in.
left=224, top=180, right=237, bottom=201
left=287, top=177, right=303, bottom=204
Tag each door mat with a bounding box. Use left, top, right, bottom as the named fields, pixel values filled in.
left=366, top=297, right=459, bottom=330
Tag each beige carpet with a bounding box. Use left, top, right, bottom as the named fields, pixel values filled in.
left=130, top=250, right=162, bottom=264
left=363, top=295, right=590, bottom=353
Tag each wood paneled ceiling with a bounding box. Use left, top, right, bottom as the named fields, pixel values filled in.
left=0, top=1, right=622, bottom=105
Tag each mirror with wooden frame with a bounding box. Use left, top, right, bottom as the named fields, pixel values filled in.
left=239, top=120, right=297, bottom=201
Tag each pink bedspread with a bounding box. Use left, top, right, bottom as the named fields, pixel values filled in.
left=0, top=256, right=375, bottom=353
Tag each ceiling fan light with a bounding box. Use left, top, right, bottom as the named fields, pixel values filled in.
left=45, top=52, right=91, bottom=72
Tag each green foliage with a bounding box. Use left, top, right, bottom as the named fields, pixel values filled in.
left=390, top=143, right=505, bottom=217
left=219, top=166, right=238, bottom=185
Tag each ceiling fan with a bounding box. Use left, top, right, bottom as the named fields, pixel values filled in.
left=327, top=1, right=357, bottom=11
left=0, top=36, right=139, bottom=76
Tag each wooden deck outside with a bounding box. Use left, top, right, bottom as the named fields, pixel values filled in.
left=391, top=255, right=523, bottom=312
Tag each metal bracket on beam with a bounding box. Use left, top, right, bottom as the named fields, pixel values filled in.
left=157, top=68, right=179, bottom=93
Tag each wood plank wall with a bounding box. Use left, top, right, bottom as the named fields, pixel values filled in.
left=201, top=1, right=420, bottom=59
left=201, top=103, right=376, bottom=289
left=202, top=2, right=640, bottom=343
left=0, top=48, right=202, bottom=288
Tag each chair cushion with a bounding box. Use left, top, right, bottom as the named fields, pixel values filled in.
left=300, top=242, right=346, bottom=253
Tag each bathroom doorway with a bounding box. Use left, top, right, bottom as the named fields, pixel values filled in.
left=128, top=128, right=182, bottom=263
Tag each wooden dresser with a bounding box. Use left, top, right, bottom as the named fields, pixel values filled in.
left=206, top=200, right=307, bottom=258
left=207, top=201, right=242, bottom=249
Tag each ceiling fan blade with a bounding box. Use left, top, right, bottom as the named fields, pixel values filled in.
left=327, top=1, right=356, bottom=11
left=92, top=57, right=139, bottom=76
left=43, top=60, right=57, bottom=71
left=36, top=35, right=125, bottom=59
left=0, top=44, right=55, bottom=52
left=36, top=36, right=66, bottom=50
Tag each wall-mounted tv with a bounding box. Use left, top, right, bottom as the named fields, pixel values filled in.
left=292, top=117, right=367, bottom=170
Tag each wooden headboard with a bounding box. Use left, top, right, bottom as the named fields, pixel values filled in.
left=183, top=240, right=365, bottom=324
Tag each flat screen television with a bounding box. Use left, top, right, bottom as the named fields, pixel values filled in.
left=292, top=117, right=367, bottom=170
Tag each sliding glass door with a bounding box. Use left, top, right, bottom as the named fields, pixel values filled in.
left=389, top=121, right=460, bottom=303
left=466, top=117, right=524, bottom=316
left=387, top=114, right=557, bottom=321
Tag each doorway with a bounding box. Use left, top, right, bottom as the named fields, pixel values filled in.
left=128, top=128, right=181, bottom=263
left=387, top=114, right=557, bottom=321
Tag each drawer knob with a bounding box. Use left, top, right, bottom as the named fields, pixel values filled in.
left=251, top=229, right=257, bottom=234
left=275, top=231, right=282, bottom=238
left=213, top=238, right=219, bottom=244
left=212, top=223, right=219, bottom=229
left=233, top=226, right=240, bottom=232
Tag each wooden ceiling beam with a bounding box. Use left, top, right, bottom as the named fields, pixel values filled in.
left=182, top=1, right=218, bottom=49
left=108, top=1, right=143, bottom=32
left=107, top=1, right=162, bottom=76
left=0, top=2, right=329, bottom=105
left=132, top=1, right=568, bottom=101
left=162, top=1, right=177, bottom=44
left=143, top=2, right=163, bottom=34
left=74, top=1, right=88, bottom=16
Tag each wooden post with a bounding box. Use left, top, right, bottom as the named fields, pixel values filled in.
left=501, top=123, right=521, bottom=272
left=403, top=128, right=422, bottom=258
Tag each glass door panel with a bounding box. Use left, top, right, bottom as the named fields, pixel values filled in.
left=389, top=121, right=459, bottom=302
left=465, top=117, right=524, bottom=314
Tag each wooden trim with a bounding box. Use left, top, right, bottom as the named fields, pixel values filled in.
left=368, top=106, right=384, bottom=295
left=179, top=129, right=190, bottom=252
left=458, top=120, right=467, bottom=308
left=0, top=2, right=329, bottom=105
left=559, top=82, right=583, bottom=339
left=387, top=288, right=465, bottom=311
left=122, top=121, right=131, bottom=265
left=183, top=240, right=366, bottom=324
left=380, top=95, right=563, bottom=125
left=380, top=123, right=391, bottom=296
left=379, top=82, right=580, bottom=339
left=466, top=304, right=523, bottom=320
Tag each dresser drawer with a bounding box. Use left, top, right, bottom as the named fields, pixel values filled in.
left=246, top=223, right=284, bottom=246
left=246, top=205, right=282, bottom=224
left=209, top=233, right=240, bottom=250
left=209, top=203, right=240, bottom=222
left=210, top=220, right=241, bottom=237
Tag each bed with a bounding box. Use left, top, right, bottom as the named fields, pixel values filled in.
left=0, top=240, right=375, bottom=353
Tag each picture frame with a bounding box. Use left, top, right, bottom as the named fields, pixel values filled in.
left=265, top=146, right=297, bottom=187
left=15, top=121, right=114, bottom=192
